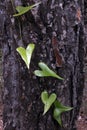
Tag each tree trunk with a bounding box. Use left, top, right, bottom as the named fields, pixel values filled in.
left=0, top=0, right=85, bottom=130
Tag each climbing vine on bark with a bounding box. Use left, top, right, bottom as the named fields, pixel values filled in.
left=16, top=43, right=72, bottom=126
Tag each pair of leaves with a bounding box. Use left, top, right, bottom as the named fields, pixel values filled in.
left=41, top=91, right=56, bottom=115
left=16, top=44, right=63, bottom=80
left=53, top=100, right=73, bottom=126
left=16, top=44, right=35, bottom=69
left=13, top=2, right=41, bottom=16
left=41, top=91, right=72, bottom=126
left=34, top=62, right=63, bottom=80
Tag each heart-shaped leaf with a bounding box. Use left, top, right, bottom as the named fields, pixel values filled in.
left=16, top=43, right=35, bottom=69
left=13, top=2, right=41, bottom=16
left=53, top=100, right=73, bottom=126
left=34, top=62, right=63, bottom=80
left=44, top=93, right=56, bottom=115
left=41, top=91, right=57, bottom=115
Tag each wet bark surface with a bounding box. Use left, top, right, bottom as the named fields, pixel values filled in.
left=0, top=0, right=85, bottom=130
left=76, top=0, right=87, bottom=129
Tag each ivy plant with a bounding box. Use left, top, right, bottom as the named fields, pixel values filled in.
left=15, top=9, right=72, bottom=125
left=13, top=2, right=41, bottom=17
left=16, top=44, right=72, bottom=126
left=41, top=91, right=73, bottom=126
left=16, top=43, right=35, bottom=69
left=34, top=62, right=63, bottom=80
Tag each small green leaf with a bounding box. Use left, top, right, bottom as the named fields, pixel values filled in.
left=34, top=62, right=63, bottom=80
left=53, top=100, right=73, bottom=126
left=16, top=43, right=35, bottom=69
left=43, top=93, right=57, bottom=115
left=53, top=108, right=62, bottom=126
left=41, top=91, right=48, bottom=104
left=54, top=100, right=73, bottom=112
left=13, top=2, right=41, bottom=16
left=41, top=91, right=57, bottom=115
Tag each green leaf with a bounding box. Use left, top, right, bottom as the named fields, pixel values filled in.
left=43, top=93, right=57, bottom=115
left=53, top=100, right=73, bottom=126
left=54, top=100, right=73, bottom=112
left=13, top=2, right=41, bottom=16
left=53, top=108, right=62, bottom=126
left=41, top=91, right=57, bottom=115
left=34, top=62, right=63, bottom=80
left=41, top=91, right=48, bottom=104
left=16, top=43, right=35, bottom=69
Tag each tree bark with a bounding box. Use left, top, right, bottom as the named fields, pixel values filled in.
left=0, top=0, right=85, bottom=130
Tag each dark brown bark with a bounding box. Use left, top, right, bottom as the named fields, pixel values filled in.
left=0, top=0, right=85, bottom=130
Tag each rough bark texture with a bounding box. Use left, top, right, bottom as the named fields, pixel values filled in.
left=76, top=0, right=87, bottom=129
left=0, top=0, right=85, bottom=130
